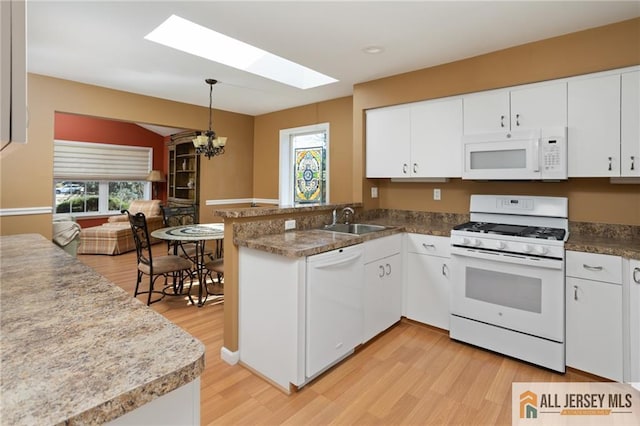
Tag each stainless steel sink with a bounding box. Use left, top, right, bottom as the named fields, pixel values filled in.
left=322, top=223, right=386, bottom=235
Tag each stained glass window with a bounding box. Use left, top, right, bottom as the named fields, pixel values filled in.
left=292, top=130, right=327, bottom=205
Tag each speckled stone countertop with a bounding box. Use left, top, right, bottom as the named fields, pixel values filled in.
left=234, top=210, right=640, bottom=260
left=236, top=227, right=403, bottom=257
left=566, top=222, right=640, bottom=260
left=234, top=210, right=461, bottom=258
left=0, top=234, right=205, bottom=425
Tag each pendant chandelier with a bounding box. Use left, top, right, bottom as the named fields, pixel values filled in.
left=192, top=78, right=227, bottom=159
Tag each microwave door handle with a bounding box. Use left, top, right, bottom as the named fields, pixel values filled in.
left=532, top=139, right=540, bottom=172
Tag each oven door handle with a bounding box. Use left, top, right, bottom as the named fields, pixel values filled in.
left=450, top=246, right=563, bottom=270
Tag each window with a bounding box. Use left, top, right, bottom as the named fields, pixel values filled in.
left=53, top=140, right=152, bottom=216
left=279, top=123, right=329, bottom=206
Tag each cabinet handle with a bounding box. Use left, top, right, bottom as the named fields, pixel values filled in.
left=573, top=285, right=579, bottom=301
left=515, top=113, right=520, bottom=127
left=442, top=263, right=449, bottom=277
left=631, top=156, right=635, bottom=171
left=634, top=267, right=640, bottom=284
left=403, top=163, right=408, bottom=174
left=385, top=263, right=391, bottom=276
left=582, top=264, right=603, bottom=271
left=422, top=243, right=435, bottom=250
left=608, top=157, right=613, bottom=171
left=379, top=265, right=385, bottom=278
left=500, top=115, right=505, bottom=128
left=413, top=163, right=418, bottom=174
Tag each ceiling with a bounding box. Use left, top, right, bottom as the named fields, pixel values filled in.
left=27, top=1, right=640, bottom=117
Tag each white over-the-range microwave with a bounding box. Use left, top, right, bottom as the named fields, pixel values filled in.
left=461, top=128, right=567, bottom=180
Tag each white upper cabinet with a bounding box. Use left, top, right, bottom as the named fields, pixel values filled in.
left=366, top=105, right=411, bottom=178
left=568, top=74, right=621, bottom=177
left=366, top=98, right=462, bottom=178
left=463, top=90, right=510, bottom=134
left=463, top=82, right=567, bottom=134
left=621, top=70, right=640, bottom=177
left=410, top=98, right=463, bottom=177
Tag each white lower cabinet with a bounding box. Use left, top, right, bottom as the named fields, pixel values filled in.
left=566, top=251, right=623, bottom=381
left=405, top=234, right=451, bottom=330
left=626, top=259, right=640, bottom=382
left=363, top=235, right=402, bottom=343
left=238, top=247, right=307, bottom=392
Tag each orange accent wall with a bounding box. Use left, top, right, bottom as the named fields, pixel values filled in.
left=54, top=112, right=168, bottom=228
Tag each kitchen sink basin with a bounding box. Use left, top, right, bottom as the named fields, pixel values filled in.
left=322, top=223, right=387, bottom=235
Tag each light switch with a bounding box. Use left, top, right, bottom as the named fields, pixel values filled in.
left=285, top=219, right=296, bottom=230
left=371, top=187, right=378, bottom=198
left=434, top=188, right=441, bottom=200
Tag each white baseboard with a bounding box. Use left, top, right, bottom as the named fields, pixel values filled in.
left=220, top=346, right=239, bottom=365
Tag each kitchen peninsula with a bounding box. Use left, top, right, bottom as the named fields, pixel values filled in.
left=0, top=234, right=204, bottom=425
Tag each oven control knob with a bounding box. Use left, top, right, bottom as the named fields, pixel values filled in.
left=456, top=237, right=470, bottom=245
left=470, top=238, right=481, bottom=247
left=523, top=244, right=533, bottom=253
left=496, top=241, right=506, bottom=250
left=535, top=246, right=548, bottom=255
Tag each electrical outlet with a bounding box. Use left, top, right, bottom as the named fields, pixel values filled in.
left=433, top=188, right=441, bottom=200
left=285, top=219, right=296, bottom=230
left=371, top=187, right=378, bottom=198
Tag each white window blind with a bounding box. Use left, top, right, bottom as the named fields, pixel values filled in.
left=53, top=140, right=152, bottom=180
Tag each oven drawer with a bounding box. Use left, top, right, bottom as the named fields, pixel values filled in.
left=406, top=234, right=450, bottom=257
left=566, top=251, right=622, bottom=284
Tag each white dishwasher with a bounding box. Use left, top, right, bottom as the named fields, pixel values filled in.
left=306, top=244, right=364, bottom=378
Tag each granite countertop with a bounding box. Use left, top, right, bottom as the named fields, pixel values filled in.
left=0, top=234, right=205, bottom=425
left=236, top=227, right=403, bottom=257
left=234, top=215, right=457, bottom=258
left=235, top=215, right=640, bottom=260
left=566, top=234, right=640, bottom=260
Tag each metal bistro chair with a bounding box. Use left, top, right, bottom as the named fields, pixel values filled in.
left=124, top=210, right=193, bottom=305
left=160, top=204, right=213, bottom=261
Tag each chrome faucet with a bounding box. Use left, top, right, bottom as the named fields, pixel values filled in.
left=331, top=209, right=338, bottom=226
left=341, top=207, right=355, bottom=224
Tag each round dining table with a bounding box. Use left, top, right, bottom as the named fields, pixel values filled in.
left=151, top=223, right=224, bottom=306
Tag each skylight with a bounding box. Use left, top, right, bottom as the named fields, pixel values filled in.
left=145, top=15, right=338, bottom=90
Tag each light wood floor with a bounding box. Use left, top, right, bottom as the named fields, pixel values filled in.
left=79, top=250, right=596, bottom=425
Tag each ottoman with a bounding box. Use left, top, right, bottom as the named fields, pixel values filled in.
left=77, top=223, right=136, bottom=255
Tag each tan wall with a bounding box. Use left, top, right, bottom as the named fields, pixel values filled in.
left=354, top=18, right=640, bottom=225
left=253, top=96, right=353, bottom=203
left=0, top=74, right=254, bottom=238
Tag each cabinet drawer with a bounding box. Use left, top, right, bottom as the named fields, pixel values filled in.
left=364, top=234, right=401, bottom=264
left=406, top=233, right=450, bottom=257
left=566, top=251, right=622, bottom=284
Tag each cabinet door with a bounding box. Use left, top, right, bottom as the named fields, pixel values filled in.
left=363, top=253, right=402, bottom=342
left=621, top=71, right=640, bottom=177
left=509, top=82, right=567, bottom=130
left=568, top=74, right=621, bottom=177
left=463, top=90, right=510, bottom=134
left=411, top=98, right=463, bottom=177
left=406, top=253, right=450, bottom=330
left=366, top=106, right=411, bottom=178
left=566, top=276, right=623, bottom=381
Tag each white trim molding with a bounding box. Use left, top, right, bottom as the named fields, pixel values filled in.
left=0, top=206, right=53, bottom=216
left=220, top=347, right=239, bottom=365
left=205, top=198, right=279, bottom=206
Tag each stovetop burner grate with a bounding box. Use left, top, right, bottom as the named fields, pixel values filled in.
left=453, top=221, right=566, bottom=241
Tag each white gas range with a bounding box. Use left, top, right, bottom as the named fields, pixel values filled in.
left=449, top=195, right=568, bottom=372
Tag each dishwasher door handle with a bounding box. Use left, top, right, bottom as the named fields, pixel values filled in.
left=312, top=253, right=362, bottom=269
